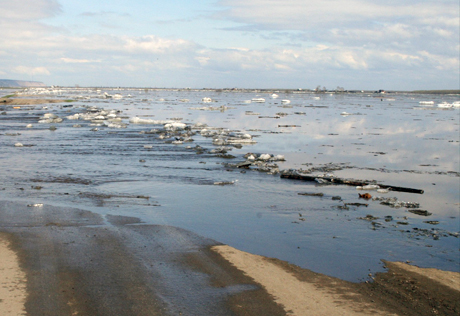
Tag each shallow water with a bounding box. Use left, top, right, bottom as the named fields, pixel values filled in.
left=1, top=88, right=459, bottom=281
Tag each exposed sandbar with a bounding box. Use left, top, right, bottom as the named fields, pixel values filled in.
left=0, top=98, right=65, bottom=105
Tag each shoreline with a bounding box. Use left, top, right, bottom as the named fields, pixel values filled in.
left=0, top=200, right=458, bottom=316
left=0, top=233, right=27, bottom=316
left=2, top=86, right=460, bottom=94
left=0, top=97, right=66, bottom=105
left=212, top=245, right=460, bottom=316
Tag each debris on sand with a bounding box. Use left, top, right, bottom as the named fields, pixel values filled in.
left=345, top=203, right=368, bottom=207
left=281, top=170, right=424, bottom=194
left=214, top=180, right=238, bottom=186
left=372, top=196, right=420, bottom=209
left=298, top=192, right=324, bottom=197
left=408, top=209, right=432, bottom=216
left=357, top=184, right=380, bottom=190
left=212, top=132, right=257, bottom=146
left=358, top=214, right=379, bottom=221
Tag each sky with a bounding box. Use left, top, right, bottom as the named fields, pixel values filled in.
left=0, top=0, right=459, bottom=90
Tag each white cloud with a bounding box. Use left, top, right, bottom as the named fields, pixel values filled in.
left=330, top=23, right=417, bottom=43
left=336, top=52, right=368, bottom=70
left=420, top=16, right=459, bottom=28
left=80, top=11, right=130, bottom=18
left=14, top=66, right=50, bottom=75
left=217, top=0, right=458, bottom=31
left=211, top=0, right=459, bottom=88
left=0, top=0, right=61, bottom=20
left=111, top=64, right=142, bottom=73
left=418, top=51, right=459, bottom=70
left=228, top=47, right=250, bottom=52
left=195, top=56, right=211, bottom=66
left=60, top=58, right=99, bottom=63
left=0, top=0, right=457, bottom=89
left=123, top=35, right=197, bottom=54
left=0, top=0, right=62, bottom=41
left=194, top=43, right=457, bottom=80
left=215, top=0, right=459, bottom=53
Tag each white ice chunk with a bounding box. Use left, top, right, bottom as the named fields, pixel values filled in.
left=259, top=153, right=271, bottom=160
left=164, top=122, right=186, bottom=131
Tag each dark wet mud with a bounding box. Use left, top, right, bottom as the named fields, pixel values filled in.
left=0, top=201, right=285, bottom=316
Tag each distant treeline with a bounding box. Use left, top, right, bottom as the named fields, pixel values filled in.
left=410, top=90, right=460, bottom=94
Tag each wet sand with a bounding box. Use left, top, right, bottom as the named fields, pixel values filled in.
left=0, top=233, right=27, bottom=316
left=213, top=245, right=460, bottom=316
left=0, top=200, right=458, bottom=316
left=0, top=97, right=65, bottom=105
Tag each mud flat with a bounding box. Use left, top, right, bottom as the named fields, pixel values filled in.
left=0, top=201, right=458, bottom=316
left=0, top=97, right=65, bottom=105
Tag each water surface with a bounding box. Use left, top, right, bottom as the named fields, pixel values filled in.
left=1, top=88, right=459, bottom=281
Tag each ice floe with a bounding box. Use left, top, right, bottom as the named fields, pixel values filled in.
left=130, top=117, right=173, bottom=125
left=437, top=102, right=453, bottom=108
left=419, top=101, right=434, bottom=105
left=164, top=122, right=187, bottom=131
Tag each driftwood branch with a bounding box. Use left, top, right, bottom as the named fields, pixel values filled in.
left=280, top=174, right=424, bottom=194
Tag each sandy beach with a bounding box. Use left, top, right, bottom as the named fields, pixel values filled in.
left=0, top=200, right=458, bottom=316
left=0, top=233, right=27, bottom=316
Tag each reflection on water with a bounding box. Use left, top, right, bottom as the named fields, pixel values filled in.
left=1, top=88, right=459, bottom=281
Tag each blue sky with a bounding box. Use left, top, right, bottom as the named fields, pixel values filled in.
left=1, top=0, right=459, bottom=90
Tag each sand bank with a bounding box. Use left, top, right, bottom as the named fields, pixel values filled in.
left=212, top=245, right=460, bottom=316
left=388, top=261, right=460, bottom=292
left=213, top=245, right=393, bottom=315
left=1, top=236, right=458, bottom=316
left=0, top=98, right=65, bottom=105
left=0, top=200, right=458, bottom=316
left=0, top=233, right=26, bottom=316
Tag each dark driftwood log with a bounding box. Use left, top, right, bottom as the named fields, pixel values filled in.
left=298, top=192, right=324, bottom=197
left=280, top=174, right=424, bottom=194
left=235, top=161, right=252, bottom=169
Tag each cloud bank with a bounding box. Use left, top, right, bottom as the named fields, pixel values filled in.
left=0, top=0, right=458, bottom=89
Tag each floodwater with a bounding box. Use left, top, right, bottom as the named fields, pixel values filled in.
left=1, top=88, right=459, bottom=281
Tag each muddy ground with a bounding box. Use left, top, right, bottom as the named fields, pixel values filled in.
left=0, top=97, right=65, bottom=106
left=0, top=200, right=458, bottom=316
